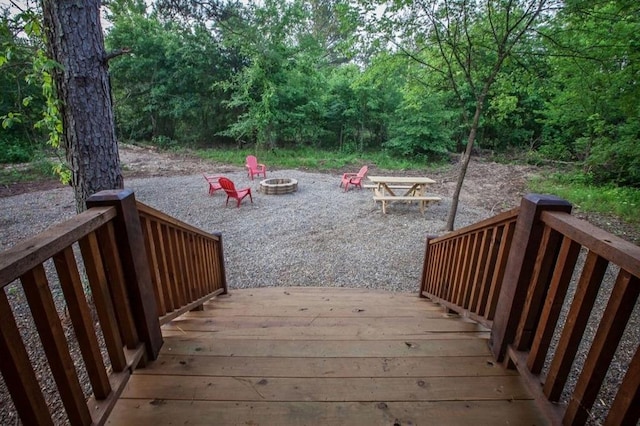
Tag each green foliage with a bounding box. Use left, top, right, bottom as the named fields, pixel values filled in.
left=0, top=132, right=34, bottom=163
left=195, top=147, right=435, bottom=171
left=385, top=74, right=454, bottom=160
left=321, top=63, right=394, bottom=152
left=529, top=171, right=640, bottom=223
left=216, top=0, right=361, bottom=150
left=29, top=50, right=63, bottom=148
left=106, top=3, right=239, bottom=146
left=0, top=7, right=62, bottom=166
left=481, top=62, right=547, bottom=150
left=3, top=0, right=637, bottom=193
left=539, top=0, right=640, bottom=186
left=585, top=120, right=640, bottom=187
left=151, top=135, right=179, bottom=150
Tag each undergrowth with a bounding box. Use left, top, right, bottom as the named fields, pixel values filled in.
left=528, top=171, right=640, bottom=223
left=194, top=147, right=442, bottom=171
left=0, top=159, right=58, bottom=185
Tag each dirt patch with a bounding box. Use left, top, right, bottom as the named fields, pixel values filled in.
left=0, top=144, right=239, bottom=198
left=118, top=143, right=243, bottom=177
left=427, top=159, right=541, bottom=214
left=0, top=179, right=66, bottom=198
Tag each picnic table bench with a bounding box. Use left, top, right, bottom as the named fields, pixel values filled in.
left=367, top=176, right=441, bottom=214
left=373, top=195, right=442, bottom=214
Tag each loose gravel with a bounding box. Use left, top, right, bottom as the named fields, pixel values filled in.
left=120, top=170, right=492, bottom=292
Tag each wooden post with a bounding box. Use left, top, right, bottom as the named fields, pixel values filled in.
left=213, top=231, right=229, bottom=295
left=419, top=236, right=437, bottom=297
left=489, top=194, right=571, bottom=362
left=87, top=189, right=163, bottom=360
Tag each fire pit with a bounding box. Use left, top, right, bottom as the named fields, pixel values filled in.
left=260, top=178, right=298, bottom=195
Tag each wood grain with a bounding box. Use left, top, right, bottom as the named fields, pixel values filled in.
left=108, top=399, right=546, bottom=426
left=108, top=287, right=542, bottom=424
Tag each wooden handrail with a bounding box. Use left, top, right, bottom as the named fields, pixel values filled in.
left=0, top=189, right=228, bottom=425
left=420, top=193, right=640, bottom=425
left=420, top=207, right=519, bottom=328
left=0, top=201, right=145, bottom=425
left=427, top=207, right=520, bottom=244
left=506, top=210, right=640, bottom=425
left=136, top=201, right=227, bottom=325
left=0, top=206, right=116, bottom=287
left=541, top=210, right=640, bottom=277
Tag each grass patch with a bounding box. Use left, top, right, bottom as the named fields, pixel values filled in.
left=195, top=147, right=442, bottom=171
left=528, top=172, right=640, bottom=223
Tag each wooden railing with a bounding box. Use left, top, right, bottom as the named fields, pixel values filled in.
left=136, top=202, right=227, bottom=325
left=420, top=208, right=519, bottom=328
left=421, top=194, right=640, bottom=425
left=0, top=189, right=226, bottom=425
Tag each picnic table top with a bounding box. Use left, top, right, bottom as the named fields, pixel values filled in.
left=367, top=176, right=436, bottom=184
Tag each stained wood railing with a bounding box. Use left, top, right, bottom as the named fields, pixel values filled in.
left=0, top=189, right=226, bottom=425
left=421, top=194, right=640, bottom=425
left=420, top=208, right=519, bottom=328
left=136, top=202, right=227, bottom=325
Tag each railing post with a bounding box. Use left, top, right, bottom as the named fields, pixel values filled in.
left=87, top=189, right=163, bottom=360
left=490, top=194, right=571, bottom=362
left=213, top=231, right=229, bottom=295
left=419, top=235, right=437, bottom=298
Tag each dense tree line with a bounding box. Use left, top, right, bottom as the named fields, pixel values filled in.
left=0, top=5, right=49, bottom=163
left=1, top=0, right=639, bottom=188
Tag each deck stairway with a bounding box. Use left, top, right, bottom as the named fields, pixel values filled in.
left=107, top=287, right=545, bottom=425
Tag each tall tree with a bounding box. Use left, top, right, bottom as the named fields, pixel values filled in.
left=373, top=0, right=554, bottom=230
left=106, top=5, right=238, bottom=146
left=42, top=0, right=122, bottom=212
left=541, top=0, right=640, bottom=186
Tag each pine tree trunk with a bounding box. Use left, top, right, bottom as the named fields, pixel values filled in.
left=42, top=0, right=123, bottom=212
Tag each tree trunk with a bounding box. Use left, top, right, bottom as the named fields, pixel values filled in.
left=42, top=0, right=123, bottom=212
left=445, top=97, right=484, bottom=231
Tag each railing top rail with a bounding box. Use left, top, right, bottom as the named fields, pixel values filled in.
left=136, top=201, right=221, bottom=240
left=0, top=206, right=117, bottom=287
left=541, top=210, right=640, bottom=277
left=429, top=207, right=520, bottom=244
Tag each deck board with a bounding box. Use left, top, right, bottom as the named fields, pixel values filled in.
left=108, top=287, right=547, bottom=425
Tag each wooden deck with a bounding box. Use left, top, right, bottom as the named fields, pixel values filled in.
left=107, top=287, right=547, bottom=425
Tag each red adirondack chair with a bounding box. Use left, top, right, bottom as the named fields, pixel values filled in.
left=203, top=173, right=222, bottom=195
left=245, top=155, right=267, bottom=180
left=218, top=177, right=253, bottom=207
left=340, top=165, right=368, bottom=192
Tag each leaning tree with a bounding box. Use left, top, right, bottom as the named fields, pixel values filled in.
left=371, top=0, right=555, bottom=230
left=42, top=0, right=123, bottom=212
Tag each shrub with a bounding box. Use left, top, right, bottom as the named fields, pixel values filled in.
left=0, top=133, right=35, bottom=163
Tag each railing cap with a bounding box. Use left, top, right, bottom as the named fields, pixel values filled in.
left=87, top=188, right=135, bottom=203
left=523, top=193, right=572, bottom=208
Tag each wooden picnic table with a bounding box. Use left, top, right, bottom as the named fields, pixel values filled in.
left=366, top=176, right=441, bottom=214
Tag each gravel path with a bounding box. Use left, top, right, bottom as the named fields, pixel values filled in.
left=0, top=169, right=496, bottom=290
left=124, top=170, right=492, bottom=292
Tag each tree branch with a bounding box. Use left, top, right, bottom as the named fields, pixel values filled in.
left=103, top=48, right=131, bottom=63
